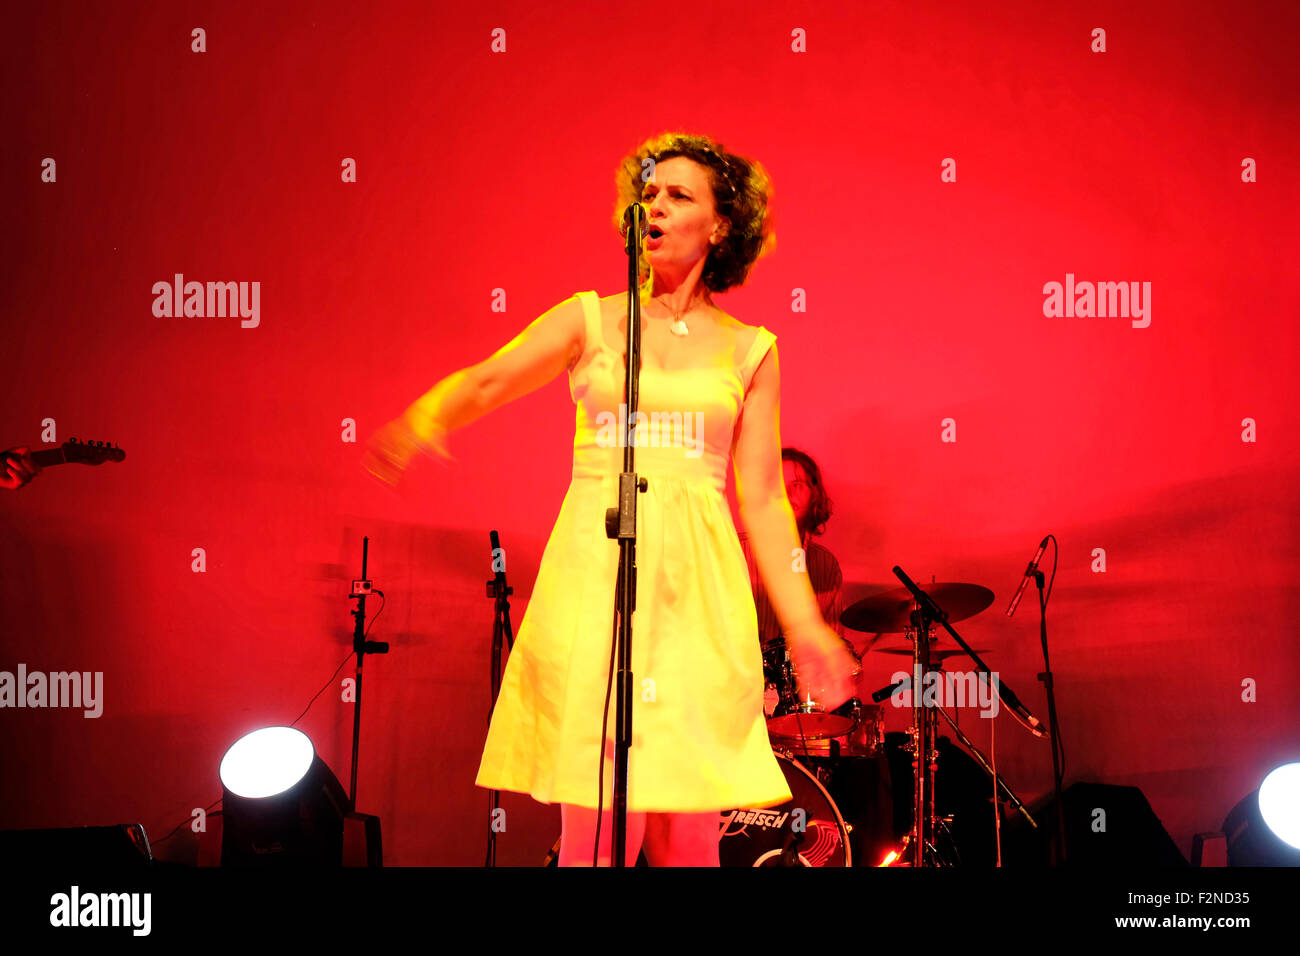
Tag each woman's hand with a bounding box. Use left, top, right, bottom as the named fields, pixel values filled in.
left=783, top=620, right=860, bottom=711
left=361, top=416, right=452, bottom=486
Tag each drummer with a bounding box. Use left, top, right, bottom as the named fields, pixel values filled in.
left=737, top=447, right=855, bottom=658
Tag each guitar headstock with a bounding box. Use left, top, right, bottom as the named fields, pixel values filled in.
left=61, top=438, right=126, bottom=465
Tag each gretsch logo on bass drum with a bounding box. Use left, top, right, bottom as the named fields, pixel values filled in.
left=720, top=808, right=790, bottom=833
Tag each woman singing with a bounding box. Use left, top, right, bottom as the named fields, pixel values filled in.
left=363, top=132, right=857, bottom=866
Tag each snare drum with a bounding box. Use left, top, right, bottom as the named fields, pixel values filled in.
left=762, top=639, right=859, bottom=741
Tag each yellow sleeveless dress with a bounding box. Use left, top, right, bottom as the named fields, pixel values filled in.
left=473, top=289, right=792, bottom=812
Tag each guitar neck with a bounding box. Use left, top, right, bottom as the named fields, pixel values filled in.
left=25, top=440, right=126, bottom=468
left=31, top=448, right=66, bottom=468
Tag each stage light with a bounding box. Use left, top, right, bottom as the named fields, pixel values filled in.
left=1258, top=762, right=1300, bottom=850
left=218, top=726, right=349, bottom=866
left=219, top=727, right=315, bottom=798
left=1223, top=762, right=1300, bottom=866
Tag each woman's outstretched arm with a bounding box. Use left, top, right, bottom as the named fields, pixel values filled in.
left=363, top=294, right=586, bottom=483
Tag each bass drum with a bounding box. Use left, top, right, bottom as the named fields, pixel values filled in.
left=718, top=752, right=852, bottom=866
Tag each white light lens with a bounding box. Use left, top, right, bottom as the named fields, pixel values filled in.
left=219, top=726, right=315, bottom=799
left=1258, top=762, right=1300, bottom=850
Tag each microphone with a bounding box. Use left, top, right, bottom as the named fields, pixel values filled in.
left=489, top=530, right=506, bottom=588
left=620, top=202, right=648, bottom=238
left=1005, top=535, right=1048, bottom=617
left=872, top=679, right=907, bottom=703
left=994, top=681, right=1049, bottom=738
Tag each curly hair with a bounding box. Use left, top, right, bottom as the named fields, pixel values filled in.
left=611, top=132, right=775, bottom=295
left=782, top=447, right=833, bottom=537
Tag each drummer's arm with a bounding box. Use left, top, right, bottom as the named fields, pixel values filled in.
left=823, top=564, right=861, bottom=658
left=824, top=564, right=849, bottom=641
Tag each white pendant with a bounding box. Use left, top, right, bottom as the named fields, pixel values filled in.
left=669, top=319, right=690, bottom=336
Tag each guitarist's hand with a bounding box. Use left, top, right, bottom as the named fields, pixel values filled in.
left=1, top=447, right=42, bottom=490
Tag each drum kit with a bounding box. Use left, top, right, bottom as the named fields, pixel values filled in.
left=719, top=578, right=1037, bottom=867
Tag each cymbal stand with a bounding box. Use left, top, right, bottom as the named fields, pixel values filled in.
left=892, top=564, right=1048, bottom=865
left=906, top=605, right=946, bottom=867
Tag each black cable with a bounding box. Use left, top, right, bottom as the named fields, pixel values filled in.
left=289, top=651, right=356, bottom=728
left=593, top=599, right=621, bottom=867
left=1044, top=535, right=1059, bottom=605
left=290, top=590, right=384, bottom=728
left=364, top=588, right=387, bottom=636
left=1041, top=536, right=1063, bottom=781
left=150, top=802, right=222, bottom=847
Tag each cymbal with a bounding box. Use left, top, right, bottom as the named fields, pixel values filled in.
left=840, top=583, right=995, bottom=634
left=873, top=647, right=990, bottom=662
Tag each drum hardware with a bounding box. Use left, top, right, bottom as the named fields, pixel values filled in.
left=738, top=566, right=1044, bottom=869
left=880, top=818, right=960, bottom=867
left=879, top=587, right=958, bottom=868
left=887, top=566, right=1045, bottom=867
left=834, top=698, right=885, bottom=757
left=861, top=573, right=991, bottom=867
left=875, top=646, right=990, bottom=661
left=840, top=582, right=995, bottom=635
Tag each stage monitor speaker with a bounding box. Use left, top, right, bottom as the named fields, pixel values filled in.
left=1004, top=782, right=1187, bottom=867
left=0, top=824, right=152, bottom=867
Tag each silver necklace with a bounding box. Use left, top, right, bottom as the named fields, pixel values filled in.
left=644, top=295, right=694, bottom=336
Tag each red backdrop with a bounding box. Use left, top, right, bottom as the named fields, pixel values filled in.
left=2, top=0, right=1297, bottom=865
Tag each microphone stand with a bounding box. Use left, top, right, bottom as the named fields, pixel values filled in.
left=485, top=529, right=515, bottom=867
left=347, top=536, right=387, bottom=865
left=349, top=537, right=389, bottom=807
left=605, top=203, right=649, bottom=866
left=1034, top=566, right=1068, bottom=865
